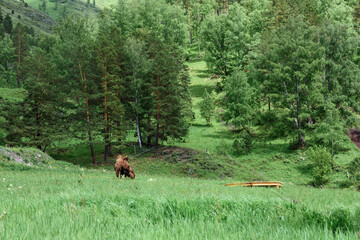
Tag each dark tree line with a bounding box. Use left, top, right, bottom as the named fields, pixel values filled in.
left=0, top=1, right=192, bottom=164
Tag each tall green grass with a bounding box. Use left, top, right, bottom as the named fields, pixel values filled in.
left=1, top=167, right=360, bottom=239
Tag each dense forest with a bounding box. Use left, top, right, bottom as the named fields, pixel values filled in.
left=1, top=0, right=360, bottom=175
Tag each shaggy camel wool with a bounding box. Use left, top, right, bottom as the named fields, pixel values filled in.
left=114, top=155, right=135, bottom=179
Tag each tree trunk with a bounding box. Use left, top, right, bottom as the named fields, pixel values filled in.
left=215, top=0, right=218, bottom=15
left=104, top=135, right=109, bottom=163
left=223, top=59, right=228, bottom=76
left=104, top=65, right=109, bottom=163
left=117, top=120, right=122, bottom=154
left=17, top=33, right=22, bottom=88
left=322, top=62, right=327, bottom=105
left=133, top=62, right=143, bottom=151
left=86, top=107, right=97, bottom=165
left=79, top=64, right=97, bottom=165
left=155, top=77, right=160, bottom=147
left=296, top=75, right=305, bottom=148
left=36, top=106, right=42, bottom=150
left=275, top=3, right=279, bottom=29
left=147, top=112, right=151, bottom=148
left=148, top=47, right=155, bottom=148
left=197, top=8, right=202, bottom=58
left=136, top=111, right=142, bottom=150
left=186, top=0, right=191, bottom=45
left=88, top=129, right=97, bottom=165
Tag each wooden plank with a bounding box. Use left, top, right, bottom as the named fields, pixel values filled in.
left=225, top=181, right=283, bottom=188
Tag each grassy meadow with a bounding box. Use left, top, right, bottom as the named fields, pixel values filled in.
left=1, top=166, right=360, bottom=239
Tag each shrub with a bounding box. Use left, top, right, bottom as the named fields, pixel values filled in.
left=232, top=132, right=253, bottom=155
left=348, top=157, right=360, bottom=190
left=259, top=110, right=292, bottom=139
left=215, top=141, right=230, bottom=155
left=232, top=138, right=242, bottom=155
left=306, top=146, right=332, bottom=187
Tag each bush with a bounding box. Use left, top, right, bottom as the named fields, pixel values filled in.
left=215, top=141, right=230, bottom=155
left=259, top=110, right=293, bottom=139
left=232, top=139, right=243, bottom=155
left=232, top=132, right=253, bottom=155
left=348, top=157, right=360, bottom=190
left=306, top=146, right=332, bottom=187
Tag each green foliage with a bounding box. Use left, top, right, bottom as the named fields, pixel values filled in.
left=232, top=138, right=242, bottom=155
left=215, top=141, right=231, bottom=155
left=307, top=146, right=332, bottom=186
left=12, top=23, right=30, bottom=88
left=3, top=13, right=12, bottom=34
left=313, top=104, right=349, bottom=158
left=232, top=132, right=253, bottom=155
left=223, top=70, right=255, bottom=131
left=348, top=157, right=360, bottom=190
left=0, top=6, right=3, bottom=25
left=199, top=89, right=215, bottom=125
left=0, top=36, right=16, bottom=88
left=21, top=47, right=67, bottom=151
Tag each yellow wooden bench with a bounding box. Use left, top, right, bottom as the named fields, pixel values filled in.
left=225, top=181, right=283, bottom=189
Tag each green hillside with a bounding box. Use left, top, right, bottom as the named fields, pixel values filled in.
left=0, top=0, right=57, bottom=33
left=0, top=0, right=111, bottom=33
left=24, top=0, right=101, bottom=22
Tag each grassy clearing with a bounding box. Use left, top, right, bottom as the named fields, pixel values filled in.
left=1, top=166, right=360, bottom=239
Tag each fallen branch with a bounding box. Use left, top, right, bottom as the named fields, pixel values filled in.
left=131, top=146, right=156, bottom=159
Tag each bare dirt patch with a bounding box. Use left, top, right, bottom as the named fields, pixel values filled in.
left=349, top=128, right=360, bottom=150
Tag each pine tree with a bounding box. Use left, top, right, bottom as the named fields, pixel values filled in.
left=124, top=36, right=151, bottom=151
left=3, top=14, right=12, bottom=35
left=53, top=16, right=101, bottom=164
left=200, top=89, right=216, bottom=126
left=201, top=3, right=249, bottom=76
left=223, top=70, right=255, bottom=132
left=54, top=0, right=59, bottom=10
left=22, top=48, right=66, bottom=151
left=42, top=0, right=47, bottom=12
left=313, top=104, right=348, bottom=159
left=149, top=39, right=190, bottom=146
left=0, top=7, right=3, bottom=25
left=96, top=11, right=128, bottom=161
left=12, top=23, right=29, bottom=88
left=264, top=16, right=322, bottom=148
left=0, top=36, right=16, bottom=87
